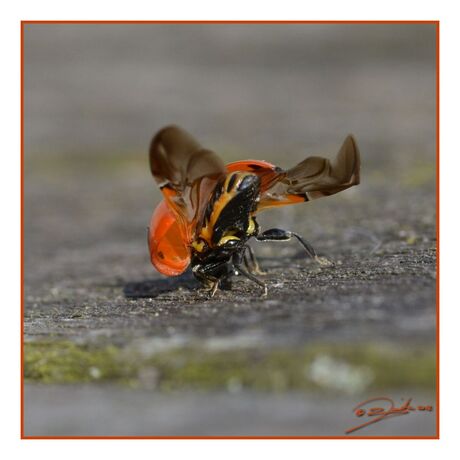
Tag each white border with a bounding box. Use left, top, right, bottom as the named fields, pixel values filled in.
left=3, top=0, right=458, bottom=458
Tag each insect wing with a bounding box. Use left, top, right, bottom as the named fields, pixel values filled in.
left=279, top=134, right=360, bottom=199
left=226, top=135, right=360, bottom=211
left=149, top=126, right=227, bottom=274
left=150, top=126, right=226, bottom=230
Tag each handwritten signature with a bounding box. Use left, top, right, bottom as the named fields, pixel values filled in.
left=345, top=397, right=433, bottom=434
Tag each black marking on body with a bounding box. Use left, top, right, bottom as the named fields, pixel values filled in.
left=204, top=177, right=225, bottom=223
left=227, top=173, right=237, bottom=192
left=211, top=175, right=260, bottom=245
left=197, top=172, right=260, bottom=247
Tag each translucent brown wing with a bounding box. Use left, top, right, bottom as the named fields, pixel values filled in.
left=226, top=135, right=360, bottom=211
left=149, top=125, right=226, bottom=240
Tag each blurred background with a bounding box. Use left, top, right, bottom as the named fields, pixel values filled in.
left=23, top=23, right=437, bottom=437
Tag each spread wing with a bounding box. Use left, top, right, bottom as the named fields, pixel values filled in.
left=148, top=126, right=227, bottom=276
left=226, top=134, right=360, bottom=211
left=149, top=125, right=227, bottom=240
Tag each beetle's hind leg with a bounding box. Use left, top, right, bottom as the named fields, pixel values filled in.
left=243, top=245, right=267, bottom=275
left=233, top=251, right=268, bottom=297
left=255, top=228, right=332, bottom=266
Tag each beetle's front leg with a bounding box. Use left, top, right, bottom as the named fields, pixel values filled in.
left=232, top=250, right=267, bottom=297
left=243, top=245, right=266, bottom=275
left=255, top=228, right=332, bottom=266
left=192, top=262, right=233, bottom=298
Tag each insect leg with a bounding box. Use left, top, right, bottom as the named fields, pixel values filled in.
left=244, top=245, right=266, bottom=275
left=256, top=228, right=331, bottom=265
left=192, top=261, right=233, bottom=297
left=209, top=273, right=234, bottom=297
left=232, top=251, right=267, bottom=297
left=209, top=280, right=220, bottom=298
left=243, top=252, right=252, bottom=271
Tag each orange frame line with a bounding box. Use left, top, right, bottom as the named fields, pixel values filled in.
left=21, top=20, right=439, bottom=24
left=20, top=19, right=440, bottom=440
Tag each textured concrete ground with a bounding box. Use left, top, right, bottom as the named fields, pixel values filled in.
left=24, top=386, right=436, bottom=437
left=23, top=23, right=437, bottom=437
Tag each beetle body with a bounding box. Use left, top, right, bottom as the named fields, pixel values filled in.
left=190, top=172, right=261, bottom=292
left=147, top=126, right=360, bottom=296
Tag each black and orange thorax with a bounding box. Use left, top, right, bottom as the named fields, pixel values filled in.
left=191, top=171, right=260, bottom=253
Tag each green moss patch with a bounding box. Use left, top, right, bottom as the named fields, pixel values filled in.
left=24, top=342, right=136, bottom=384
left=24, top=340, right=436, bottom=393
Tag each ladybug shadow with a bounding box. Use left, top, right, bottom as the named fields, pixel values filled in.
left=122, top=253, right=316, bottom=299
left=123, top=272, right=199, bottom=299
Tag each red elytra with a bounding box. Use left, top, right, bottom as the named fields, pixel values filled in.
left=148, top=200, right=191, bottom=276
left=226, top=159, right=275, bottom=171
left=227, top=160, right=305, bottom=208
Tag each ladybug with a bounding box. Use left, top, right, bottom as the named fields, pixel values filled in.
left=148, top=126, right=360, bottom=296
